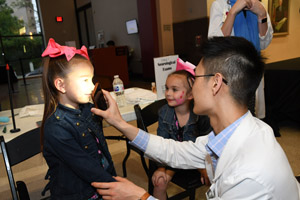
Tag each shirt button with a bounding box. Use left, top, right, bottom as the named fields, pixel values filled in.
left=76, top=122, right=80, bottom=126
left=82, top=133, right=85, bottom=137
left=56, top=116, right=60, bottom=120
left=84, top=145, right=88, bottom=149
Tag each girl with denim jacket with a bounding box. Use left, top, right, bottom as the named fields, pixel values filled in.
left=152, top=67, right=212, bottom=200
left=40, top=38, right=116, bottom=200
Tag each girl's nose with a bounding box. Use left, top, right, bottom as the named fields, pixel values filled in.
left=165, top=90, right=171, bottom=96
left=90, top=82, right=95, bottom=92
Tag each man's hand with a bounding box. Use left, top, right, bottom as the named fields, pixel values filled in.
left=248, top=0, right=267, bottom=18
left=231, top=0, right=266, bottom=18
left=91, top=176, right=146, bottom=200
left=91, top=90, right=140, bottom=141
left=230, top=0, right=252, bottom=16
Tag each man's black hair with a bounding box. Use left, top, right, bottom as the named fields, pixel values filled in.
left=200, top=36, right=265, bottom=106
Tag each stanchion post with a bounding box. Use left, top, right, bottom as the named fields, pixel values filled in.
left=6, top=64, right=20, bottom=133
left=19, top=58, right=28, bottom=86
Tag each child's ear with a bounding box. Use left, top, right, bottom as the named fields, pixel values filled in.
left=187, top=90, right=193, bottom=100
left=54, top=77, right=66, bottom=94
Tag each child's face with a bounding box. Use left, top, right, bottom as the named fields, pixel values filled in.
left=165, top=74, right=192, bottom=107
left=60, top=63, right=94, bottom=109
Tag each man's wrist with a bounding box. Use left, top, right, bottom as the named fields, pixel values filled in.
left=257, top=10, right=267, bottom=24
left=116, top=120, right=139, bottom=141
left=139, top=192, right=151, bottom=200
left=257, top=11, right=267, bottom=20
left=258, top=17, right=267, bottom=23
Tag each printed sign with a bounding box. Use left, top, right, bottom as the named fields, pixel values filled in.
left=154, top=55, right=178, bottom=100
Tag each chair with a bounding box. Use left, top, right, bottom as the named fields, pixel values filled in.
left=134, top=99, right=203, bottom=200
left=0, top=128, right=49, bottom=200
left=121, top=99, right=167, bottom=177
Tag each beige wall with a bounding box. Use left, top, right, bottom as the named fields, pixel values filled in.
left=39, top=0, right=299, bottom=65
left=156, top=0, right=175, bottom=56
left=263, top=0, right=300, bottom=63
left=91, top=0, right=142, bottom=73
left=39, top=0, right=80, bottom=47
left=207, top=0, right=300, bottom=64
left=172, top=0, right=207, bottom=23
left=91, top=0, right=140, bottom=57
left=155, top=0, right=207, bottom=56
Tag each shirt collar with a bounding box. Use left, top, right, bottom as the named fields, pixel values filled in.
left=206, top=112, right=248, bottom=158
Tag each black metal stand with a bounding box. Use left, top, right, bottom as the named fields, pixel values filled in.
left=6, top=64, right=20, bottom=133
left=19, top=58, right=29, bottom=86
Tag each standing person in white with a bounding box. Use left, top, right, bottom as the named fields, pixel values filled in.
left=91, top=37, right=300, bottom=200
left=208, top=0, right=273, bottom=118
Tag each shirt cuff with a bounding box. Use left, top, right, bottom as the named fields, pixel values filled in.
left=147, top=196, right=158, bottom=200
left=129, top=129, right=150, bottom=152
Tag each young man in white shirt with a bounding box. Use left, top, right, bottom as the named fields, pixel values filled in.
left=91, top=37, right=300, bottom=200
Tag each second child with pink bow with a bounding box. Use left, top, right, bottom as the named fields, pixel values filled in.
left=40, top=38, right=116, bottom=200
left=150, top=58, right=212, bottom=200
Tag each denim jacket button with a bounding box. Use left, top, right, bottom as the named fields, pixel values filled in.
left=76, top=122, right=80, bottom=126
left=82, top=133, right=85, bottom=137
left=84, top=145, right=88, bottom=149
left=56, top=116, right=60, bottom=120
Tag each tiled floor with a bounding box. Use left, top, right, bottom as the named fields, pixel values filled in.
left=0, top=77, right=299, bottom=200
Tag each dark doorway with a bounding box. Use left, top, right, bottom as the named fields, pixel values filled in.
left=76, top=3, right=96, bottom=48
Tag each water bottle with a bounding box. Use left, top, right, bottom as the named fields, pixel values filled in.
left=112, top=75, right=126, bottom=107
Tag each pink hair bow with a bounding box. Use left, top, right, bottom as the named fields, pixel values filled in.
left=41, top=38, right=89, bottom=61
left=176, top=58, right=195, bottom=76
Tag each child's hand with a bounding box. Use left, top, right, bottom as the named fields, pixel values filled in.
left=152, top=168, right=167, bottom=186
left=198, top=168, right=211, bottom=186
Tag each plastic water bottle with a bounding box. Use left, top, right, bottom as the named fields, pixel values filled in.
left=112, top=75, right=126, bottom=107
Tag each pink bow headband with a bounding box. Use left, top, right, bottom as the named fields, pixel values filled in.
left=176, top=58, right=195, bottom=76
left=41, top=38, right=89, bottom=61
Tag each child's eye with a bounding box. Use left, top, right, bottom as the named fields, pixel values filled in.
left=173, top=88, right=178, bottom=92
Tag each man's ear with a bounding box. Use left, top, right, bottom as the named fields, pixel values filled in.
left=212, top=73, right=223, bottom=95
left=54, top=77, right=66, bottom=94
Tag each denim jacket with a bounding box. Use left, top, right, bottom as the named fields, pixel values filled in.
left=157, top=104, right=211, bottom=142
left=43, top=103, right=116, bottom=200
